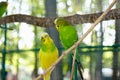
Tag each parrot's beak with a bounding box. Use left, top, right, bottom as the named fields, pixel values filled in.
left=54, top=19, right=58, bottom=30
left=54, top=19, right=56, bottom=23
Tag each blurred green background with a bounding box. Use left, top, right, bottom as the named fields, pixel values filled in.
left=0, top=0, right=120, bottom=80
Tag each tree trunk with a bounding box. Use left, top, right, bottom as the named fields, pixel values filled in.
left=31, top=0, right=39, bottom=78
left=45, top=0, right=63, bottom=80
left=112, top=19, right=119, bottom=80
left=90, top=30, right=97, bottom=80
left=95, top=22, right=103, bottom=80
left=112, top=2, right=120, bottom=80
left=95, top=0, right=103, bottom=80
left=90, top=0, right=103, bottom=80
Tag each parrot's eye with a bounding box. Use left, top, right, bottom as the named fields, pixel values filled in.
left=41, top=37, right=45, bottom=42
left=57, top=25, right=59, bottom=28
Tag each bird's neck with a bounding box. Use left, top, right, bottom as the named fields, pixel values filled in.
left=41, top=42, right=56, bottom=52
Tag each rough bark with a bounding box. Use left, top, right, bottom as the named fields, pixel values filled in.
left=112, top=19, right=119, bottom=80
left=45, top=0, right=63, bottom=80
left=0, top=8, right=120, bottom=27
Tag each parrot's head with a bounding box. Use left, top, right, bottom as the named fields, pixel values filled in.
left=0, top=2, right=8, bottom=8
left=54, top=18, right=69, bottom=31
left=40, top=32, right=53, bottom=45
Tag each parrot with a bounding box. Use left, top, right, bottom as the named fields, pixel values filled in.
left=39, top=32, right=58, bottom=80
left=0, top=2, right=8, bottom=29
left=54, top=18, right=83, bottom=80
left=0, top=1, right=8, bottom=17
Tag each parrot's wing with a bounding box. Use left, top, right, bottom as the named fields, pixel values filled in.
left=76, top=60, right=84, bottom=80
left=72, top=52, right=84, bottom=80
left=71, top=47, right=84, bottom=80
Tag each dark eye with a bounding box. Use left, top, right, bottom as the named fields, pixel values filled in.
left=41, top=37, right=45, bottom=42
left=57, top=25, right=59, bottom=28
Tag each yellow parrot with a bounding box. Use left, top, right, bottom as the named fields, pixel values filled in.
left=39, top=32, right=58, bottom=80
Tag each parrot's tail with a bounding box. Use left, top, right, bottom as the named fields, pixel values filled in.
left=44, top=71, right=51, bottom=80
left=75, top=60, right=84, bottom=80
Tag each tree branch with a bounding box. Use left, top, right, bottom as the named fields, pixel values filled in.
left=34, top=0, right=117, bottom=80
left=70, top=48, right=77, bottom=80
left=0, top=7, right=120, bottom=27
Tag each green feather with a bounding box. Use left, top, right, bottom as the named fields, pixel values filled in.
left=54, top=18, right=78, bottom=49
left=54, top=18, right=84, bottom=80
left=0, top=2, right=8, bottom=17
left=59, top=25, right=78, bottom=49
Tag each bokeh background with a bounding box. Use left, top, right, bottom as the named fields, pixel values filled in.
left=0, top=0, right=120, bottom=80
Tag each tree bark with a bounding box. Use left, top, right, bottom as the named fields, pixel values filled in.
left=95, top=0, right=103, bottom=80
left=112, top=19, right=119, bottom=80
left=112, top=2, right=120, bottom=80
left=0, top=8, right=120, bottom=27
left=45, top=0, right=63, bottom=80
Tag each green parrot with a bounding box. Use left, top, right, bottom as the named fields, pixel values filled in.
left=0, top=1, right=8, bottom=29
left=0, top=1, right=8, bottom=17
left=54, top=18, right=83, bottom=80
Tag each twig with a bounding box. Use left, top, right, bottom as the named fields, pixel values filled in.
left=35, top=0, right=117, bottom=80
left=76, top=0, right=117, bottom=45
left=35, top=67, right=55, bottom=80
left=34, top=74, right=43, bottom=80
left=70, top=48, right=77, bottom=80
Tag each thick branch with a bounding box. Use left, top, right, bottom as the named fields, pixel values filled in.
left=0, top=8, right=120, bottom=27
left=0, top=14, right=55, bottom=27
